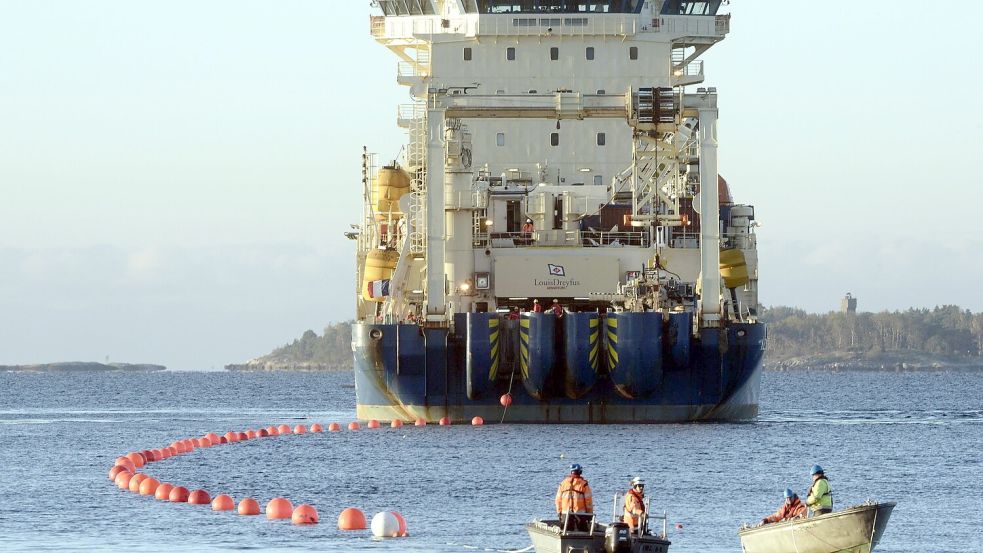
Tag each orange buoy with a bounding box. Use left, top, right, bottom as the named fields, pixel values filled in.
left=191, top=438, right=203, bottom=448
left=293, top=424, right=307, bottom=435
left=238, top=497, right=261, bottom=516
left=126, top=452, right=146, bottom=468
left=500, top=393, right=513, bottom=407
left=348, top=422, right=360, bottom=431
left=139, top=477, right=160, bottom=496
left=223, top=432, right=237, bottom=443
left=188, top=489, right=211, bottom=505
left=471, top=416, right=484, bottom=426
left=109, top=465, right=130, bottom=480
left=277, top=424, right=291, bottom=434
left=328, top=423, right=341, bottom=432
left=236, top=432, right=247, bottom=441
left=114, top=456, right=136, bottom=472
left=676, top=523, right=683, bottom=529
left=390, top=419, right=403, bottom=428
left=266, top=425, right=279, bottom=436
left=157, top=448, right=170, bottom=460
left=166, top=446, right=178, bottom=457
left=155, top=483, right=174, bottom=501
left=439, top=416, right=451, bottom=426
left=310, top=423, right=324, bottom=432
left=218, top=437, right=228, bottom=444
left=338, top=507, right=367, bottom=530
left=292, top=504, right=319, bottom=525
left=128, top=473, right=148, bottom=493
left=114, top=471, right=133, bottom=490
left=212, top=494, right=235, bottom=511
left=150, top=449, right=163, bottom=460
left=183, top=439, right=195, bottom=451
left=140, top=449, right=155, bottom=462
left=258, top=428, right=270, bottom=437
left=266, top=497, right=294, bottom=520
left=414, top=418, right=426, bottom=426
left=205, top=432, right=221, bottom=444
left=392, top=511, right=408, bottom=536
left=169, top=486, right=190, bottom=503
left=367, top=419, right=380, bottom=429
left=246, top=429, right=258, bottom=439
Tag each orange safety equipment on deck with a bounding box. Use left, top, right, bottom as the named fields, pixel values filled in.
left=622, top=489, right=646, bottom=531
left=555, top=474, right=593, bottom=514
left=762, top=496, right=807, bottom=524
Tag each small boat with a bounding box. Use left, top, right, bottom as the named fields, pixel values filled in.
left=737, top=501, right=895, bottom=553
left=527, top=510, right=671, bottom=553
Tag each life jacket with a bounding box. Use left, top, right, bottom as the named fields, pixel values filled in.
left=622, top=489, right=646, bottom=529
left=555, top=474, right=593, bottom=514
left=807, top=476, right=833, bottom=511
left=763, top=497, right=806, bottom=523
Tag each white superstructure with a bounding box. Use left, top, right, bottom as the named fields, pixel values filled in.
left=352, top=0, right=759, bottom=334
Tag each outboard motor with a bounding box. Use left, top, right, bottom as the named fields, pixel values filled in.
left=604, top=522, right=631, bottom=553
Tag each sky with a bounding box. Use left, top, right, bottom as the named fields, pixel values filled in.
left=1, top=1, right=980, bottom=370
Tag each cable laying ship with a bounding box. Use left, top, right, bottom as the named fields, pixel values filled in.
left=349, top=0, right=765, bottom=423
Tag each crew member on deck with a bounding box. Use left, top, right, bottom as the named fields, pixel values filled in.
left=761, top=488, right=806, bottom=524
left=806, top=465, right=833, bottom=516
left=521, top=218, right=535, bottom=234
left=532, top=299, right=543, bottom=313
left=508, top=306, right=520, bottom=320
left=555, top=463, right=593, bottom=530
left=551, top=299, right=564, bottom=318
left=623, top=476, right=647, bottom=533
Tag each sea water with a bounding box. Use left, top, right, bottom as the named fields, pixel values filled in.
left=0, top=370, right=980, bottom=552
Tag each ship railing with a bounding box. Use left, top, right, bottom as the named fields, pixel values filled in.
left=476, top=14, right=637, bottom=37
left=369, top=15, right=386, bottom=38
left=473, top=230, right=648, bottom=248
left=650, top=14, right=729, bottom=37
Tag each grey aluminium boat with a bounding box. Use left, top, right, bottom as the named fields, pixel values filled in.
left=527, top=511, right=670, bottom=553
left=737, top=501, right=895, bottom=553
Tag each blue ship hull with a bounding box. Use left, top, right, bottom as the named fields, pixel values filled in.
left=353, top=313, right=765, bottom=423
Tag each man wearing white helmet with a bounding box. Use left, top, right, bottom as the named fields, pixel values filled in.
left=622, top=476, right=647, bottom=533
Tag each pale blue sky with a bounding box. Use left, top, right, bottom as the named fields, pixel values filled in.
left=1, top=1, right=980, bottom=369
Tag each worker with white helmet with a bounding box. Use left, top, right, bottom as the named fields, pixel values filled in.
left=622, top=476, right=647, bottom=533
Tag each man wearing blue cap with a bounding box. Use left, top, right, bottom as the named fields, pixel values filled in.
left=555, top=463, right=593, bottom=531
left=761, top=488, right=806, bottom=524
left=806, top=464, right=833, bottom=515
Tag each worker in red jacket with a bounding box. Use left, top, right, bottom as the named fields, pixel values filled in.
left=532, top=299, right=543, bottom=313
left=551, top=298, right=564, bottom=318
left=762, top=489, right=807, bottom=524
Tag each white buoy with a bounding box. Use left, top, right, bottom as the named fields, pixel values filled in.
left=371, top=511, right=400, bottom=538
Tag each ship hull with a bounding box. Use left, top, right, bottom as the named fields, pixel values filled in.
left=353, top=314, right=764, bottom=423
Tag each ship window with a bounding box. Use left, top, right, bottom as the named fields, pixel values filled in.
left=464, top=47, right=472, bottom=61
left=593, top=175, right=603, bottom=186
left=586, top=47, right=595, bottom=60
left=507, top=47, right=515, bottom=61
left=550, top=132, right=559, bottom=146
left=629, top=46, right=638, bottom=60
left=596, top=89, right=605, bottom=94
left=550, top=47, right=558, bottom=61
left=596, top=132, right=606, bottom=146
left=496, top=133, right=505, bottom=146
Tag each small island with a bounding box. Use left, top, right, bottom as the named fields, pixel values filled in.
left=0, top=362, right=166, bottom=373
left=227, top=305, right=983, bottom=372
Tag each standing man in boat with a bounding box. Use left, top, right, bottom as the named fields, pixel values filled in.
left=623, top=476, right=647, bottom=533
left=555, top=463, right=593, bottom=530
left=806, top=464, right=833, bottom=515
left=761, top=488, right=806, bottom=525
left=531, top=299, right=543, bottom=313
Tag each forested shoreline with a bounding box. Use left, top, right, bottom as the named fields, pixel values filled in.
left=227, top=305, right=983, bottom=371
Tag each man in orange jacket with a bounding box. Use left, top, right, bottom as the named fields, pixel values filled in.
left=556, top=464, right=593, bottom=530
left=761, top=489, right=807, bottom=525
left=623, top=476, right=647, bottom=533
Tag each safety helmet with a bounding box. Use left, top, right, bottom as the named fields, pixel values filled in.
left=810, top=464, right=824, bottom=476
left=569, top=463, right=583, bottom=473
left=784, top=488, right=795, bottom=498
left=553, top=298, right=559, bottom=303
left=631, top=477, right=645, bottom=487
left=526, top=218, right=532, bottom=223
left=534, top=299, right=539, bottom=303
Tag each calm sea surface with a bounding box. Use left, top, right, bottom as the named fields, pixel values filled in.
left=0, top=370, right=980, bottom=552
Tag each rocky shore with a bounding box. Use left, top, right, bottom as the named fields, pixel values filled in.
left=225, top=360, right=350, bottom=372
left=0, top=362, right=166, bottom=372
left=764, top=351, right=981, bottom=372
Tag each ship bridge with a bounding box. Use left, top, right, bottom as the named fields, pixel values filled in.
left=375, top=1, right=722, bottom=16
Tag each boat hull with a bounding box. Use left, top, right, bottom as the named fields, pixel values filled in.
left=353, top=314, right=765, bottom=423
left=526, top=520, right=670, bottom=553
left=738, top=502, right=895, bottom=553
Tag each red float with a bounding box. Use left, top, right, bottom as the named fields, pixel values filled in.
left=500, top=393, right=513, bottom=407
left=128, top=473, right=148, bottom=493
left=392, top=511, right=408, bottom=536
left=292, top=504, right=319, bottom=525
left=348, top=422, right=360, bottom=431
left=212, top=494, right=235, bottom=511
left=238, top=497, right=261, bottom=515
left=471, top=416, right=484, bottom=426
left=367, top=420, right=380, bottom=429
left=337, top=507, right=367, bottom=530
left=169, top=486, right=190, bottom=503
left=439, top=417, right=451, bottom=426
left=266, top=497, right=293, bottom=520
left=293, top=425, right=307, bottom=435
left=258, top=428, right=270, bottom=437
left=310, top=423, right=324, bottom=432
left=390, top=420, right=403, bottom=428
left=114, top=456, right=136, bottom=473
left=155, top=483, right=174, bottom=501
left=414, top=418, right=427, bottom=427
left=328, top=423, right=341, bottom=432
left=188, top=489, right=211, bottom=505
left=109, top=465, right=130, bottom=480
left=126, top=452, right=146, bottom=468
left=277, top=424, right=291, bottom=434
left=114, top=471, right=133, bottom=490
left=139, top=477, right=160, bottom=496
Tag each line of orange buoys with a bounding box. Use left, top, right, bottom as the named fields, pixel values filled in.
left=106, top=416, right=487, bottom=535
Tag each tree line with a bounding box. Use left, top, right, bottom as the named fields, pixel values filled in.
left=761, top=305, right=983, bottom=360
